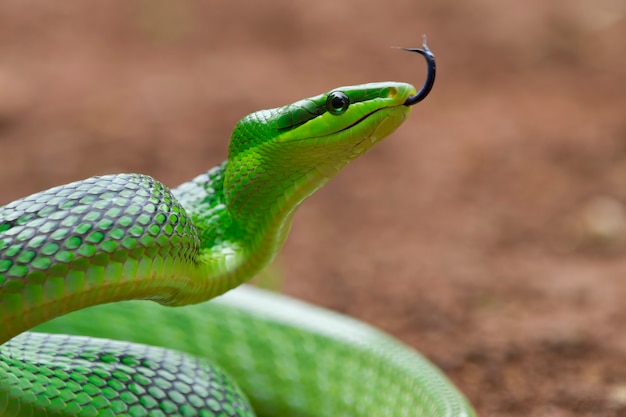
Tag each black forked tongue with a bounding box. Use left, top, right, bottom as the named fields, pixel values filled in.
left=399, top=36, right=436, bottom=106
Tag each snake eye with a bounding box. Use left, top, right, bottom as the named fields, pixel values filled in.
left=326, top=91, right=350, bottom=115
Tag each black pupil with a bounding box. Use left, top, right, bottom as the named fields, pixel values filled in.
left=326, top=91, right=349, bottom=115
left=332, top=95, right=345, bottom=109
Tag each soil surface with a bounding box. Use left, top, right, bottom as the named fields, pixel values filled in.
left=1, top=1, right=625, bottom=416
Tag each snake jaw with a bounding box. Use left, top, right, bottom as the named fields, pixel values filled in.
left=315, top=161, right=346, bottom=178
left=351, top=105, right=410, bottom=153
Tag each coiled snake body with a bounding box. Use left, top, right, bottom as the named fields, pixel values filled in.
left=0, top=45, right=476, bottom=416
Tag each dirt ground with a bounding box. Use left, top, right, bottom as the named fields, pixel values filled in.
left=1, top=1, right=625, bottom=416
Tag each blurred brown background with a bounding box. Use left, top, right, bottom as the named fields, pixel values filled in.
left=1, top=1, right=625, bottom=416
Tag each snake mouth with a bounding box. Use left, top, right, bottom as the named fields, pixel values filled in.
left=340, top=107, right=387, bottom=134
left=329, top=98, right=410, bottom=138
left=338, top=86, right=415, bottom=137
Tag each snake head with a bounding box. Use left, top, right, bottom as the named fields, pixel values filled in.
left=223, top=82, right=416, bottom=225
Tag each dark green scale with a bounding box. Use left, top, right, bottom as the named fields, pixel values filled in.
left=0, top=174, right=198, bottom=268
left=1, top=332, right=254, bottom=417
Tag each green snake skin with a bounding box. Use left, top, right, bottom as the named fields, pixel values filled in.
left=0, top=81, right=476, bottom=416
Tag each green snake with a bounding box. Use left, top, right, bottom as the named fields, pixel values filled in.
left=0, top=42, right=476, bottom=417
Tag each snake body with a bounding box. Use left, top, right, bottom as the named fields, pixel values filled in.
left=0, top=46, right=477, bottom=416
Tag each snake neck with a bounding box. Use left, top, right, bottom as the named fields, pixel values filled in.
left=174, top=160, right=329, bottom=299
